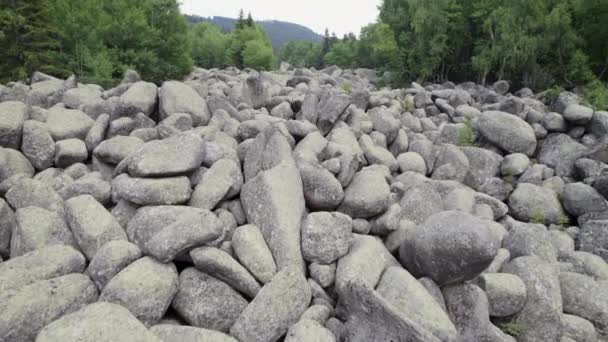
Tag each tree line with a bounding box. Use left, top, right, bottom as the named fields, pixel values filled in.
left=1, top=0, right=607, bottom=109
left=0, top=1, right=274, bottom=86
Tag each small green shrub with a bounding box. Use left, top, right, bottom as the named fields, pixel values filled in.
left=530, top=209, right=546, bottom=224
left=582, top=80, right=608, bottom=111
left=558, top=215, right=571, bottom=228
left=498, top=321, right=527, bottom=337
left=457, top=118, right=475, bottom=146
left=399, top=98, right=416, bottom=113
left=341, top=82, right=353, bottom=94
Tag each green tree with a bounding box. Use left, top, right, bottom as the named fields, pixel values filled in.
left=0, top=0, right=65, bottom=82
left=357, top=23, right=400, bottom=72
left=324, top=40, right=357, bottom=68
left=243, top=39, right=275, bottom=70
left=226, top=16, right=274, bottom=70
left=190, top=22, right=229, bottom=69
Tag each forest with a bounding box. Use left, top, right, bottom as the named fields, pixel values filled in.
left=1, top=0, right=607, bottom=108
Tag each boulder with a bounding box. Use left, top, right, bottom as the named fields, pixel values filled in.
left=11, top=206, right=76, bottom=257
left=477, top=111, right=536, bottom=156
left=159, top=81, right=210, bottom=126
left=112, top=174, right=192, bottom=206
left=0, top=101, right=27, bottom=149
left=46, top=107, right=94, bottom=140
left=301, top=212, right=352, bottom=264
left=118, top=81, right=158, bottom=117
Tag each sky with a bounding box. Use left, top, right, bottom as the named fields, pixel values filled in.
left=180, top=0, right=382, bottom=37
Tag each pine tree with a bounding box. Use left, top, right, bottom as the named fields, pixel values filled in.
left=246, top=12, right=255, bottom=27
left=0, top=0, right=65, bottom=82
left=236, top=9, right=245, bottom=30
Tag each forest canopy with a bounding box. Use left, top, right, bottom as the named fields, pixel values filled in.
left=1, top=0, right=606, bottom=105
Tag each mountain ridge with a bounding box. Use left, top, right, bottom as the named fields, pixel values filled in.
left=184, top=14, right=323, bottom=51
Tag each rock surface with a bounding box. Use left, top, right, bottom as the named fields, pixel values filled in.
left=1, top=67, right=608, bottom=341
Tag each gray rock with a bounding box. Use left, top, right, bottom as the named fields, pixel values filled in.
left=46, top=107, right=94, bottom=140
left=55, top=138, right=88, bottom=167
left=191, top=246, right=261, bottom=298
left=232, top=224, right=277, bottom=284
left=118, top=81, right=158, bottom=117
left=0, top=101, right=27, bottom=149
left=159, top=81, right=210, bottom=126
left=0, top=147, right=35, bottom=182
left=502, top=256, right=562, bottom=342
left=85, top=113, right=109, bottom=152
left=564, top=104, right=593, bottom=124
left=560, top=272, right=608, bottom=335
left=508, top=183, right=566, bottom=224
left=397, top=152, right=428, bottom=174
left=462, top=146, right=503, bottom=189
left=58, top=171, right=112, bottom=204
left=298, top=162, right=344, bottom=210
left=172, top=267, right=248, bottom=332
left=112, top=174, right=192, bottom=206
left=501, top=153, right=530, bottom=177
left=478, top=273, right=527, bottom=317
left=151, top=324, right=237, bottom=342
left=403, top=210, right=500, bottom=285
left=400, top=182, right=443, bottom=224
left=241, top=129, right=305, bottom=272
left=301, top=212, right=352, bottom=264
left=0, top=245, right=85, bottom=294
left=0, top=198, right=16, bottom=256
left=579, top=220, right=608, bottom=261
left=5, top=178, right=64, bottom=214
left=560, top=313, right=598, bottom=342
left=477, top=111, right=536, bottom=156
left=284, top=319, right=336, bottom=342
left=317, top=92, right=351, bottom=134
left=479, top=177, right=513, bottom=201
left=65, top=195, right=127, bottom=260
left=563, top=182, right=608, bottom=217
left=93, top=136, right=144, bottom=165
left=565, top=251, right=608, bottom=280
left=123, top=133, right=205, bottom=177
left=21, top=120, right=55, bottom=170
left=127, top=206, right=222, bottom=263
left=242, top=75, right=269, bottom=109
left=100, top=256, right=178, bottom=326
left=538, top=133, right=588, bottom=178
left=37, top=302, right=161, bottom=342
left=189, top=158, right=242, bottom=210
left=443, top=283, right=515, bottom=342
left=503, top=222, right=558, bottom=263
left=85, top=240, right=142, bottom=290
left=0, top=273, right=98, bottom=342
left=11, top=206, right=76, bottom=257
left=338, top=169, right=390, bottom=219
left=270, top=101, right=294, bottom=119
left=230, top=265, right=312, bottom=342
left=158, top=112, right=192, bottom=139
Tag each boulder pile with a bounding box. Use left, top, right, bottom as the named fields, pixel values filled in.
left=1, top=65, right=608, bottom=342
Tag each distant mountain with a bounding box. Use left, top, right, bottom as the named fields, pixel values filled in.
left=185, top=15, right=323, bottom=51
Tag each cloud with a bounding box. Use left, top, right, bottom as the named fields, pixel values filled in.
left=180, top=0, right=381, bottom=37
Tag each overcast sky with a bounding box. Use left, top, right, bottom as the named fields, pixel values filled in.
left=180, top=0, right=382, bottom=37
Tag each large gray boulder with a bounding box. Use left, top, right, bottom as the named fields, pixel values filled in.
left=85, top=240, right=142, bottom=290
left=563, top=182, right=608, bottom=217
left=0, top=273, right=98, bottom=342
left=11, top=206, right=76, bottom=257
left=0, top=101, right=27, bottom=149
left=159, top=81, right=210, bottom=126
left=538, top=133, right=588, bottom=177
left=122, top=133, right=205, bottom=177
left=402, top=211, right=500, bottom=285
left=172, top=267, right=248, bottom=332
left=21, top=120, right=55, bottom=170
left=563, top=104, right=593, bottom=124
left=317, top=91, right=351, bottom=134
left=46, top=107, right=94, bottom=140
left=37, top=302, right=161, bottom=342
left=301, top=211, right=352, bottom=264
left=100, top=257, right=178, bottom=325
left=241, top=127, right=305, bottom=273
left=118, top=81, right=158, bottom=117
left=230, top=265, right=311, bottom=342
left=189, top=158, right=242, bottom=210
left=0, top=245, right=85, bottom=294
left=338, top=169, right=390, bottom=219
left=0, top=147, right=35, bottom=183
left=65, top=195, right=127, bottom=260
left=5, top=178, right=64, bottom=214
left=151, top=325, right=237, bottom=342
left=579, top=220, right=608, bottom=261
left=560, top=272, right=608, bottom=335
left=478, top=111, right=536, bottom=156
left=126, top=206, right=222, bottom=263
left=502, top=256, right=562, bottom=342
left=461, top=146, right=503, bottom=189
left=0, top=198, right=16, bottom=256
left=93, top=136, right=144, bottom=165
left=508, top=183, right=566, bottom=224
left=112, top=174, right=192, bottom=206
left=242, top=74, right=269, bottom=109
left=231, top=224, right=277, bottom=284
left=443, top=283, right=515, bottom=342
